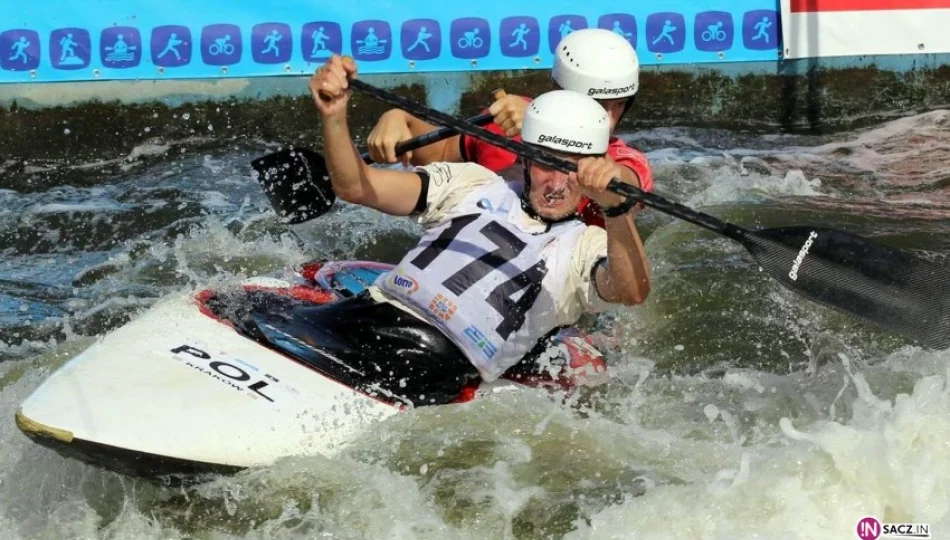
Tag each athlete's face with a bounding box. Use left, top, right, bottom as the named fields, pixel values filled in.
left=596, top=97, right=627, bottom=133
left=524, top=154, right=584, bottom=221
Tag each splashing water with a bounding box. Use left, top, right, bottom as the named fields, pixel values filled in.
left=0, top=112, right=948, bottom=539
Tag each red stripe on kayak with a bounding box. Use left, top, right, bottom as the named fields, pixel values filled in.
left=791, top=0, right=950, bottom=11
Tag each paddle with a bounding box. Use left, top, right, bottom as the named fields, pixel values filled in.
left=342, top=76, right=950, bottom=350
left=250, top=112, right=494, bottom=224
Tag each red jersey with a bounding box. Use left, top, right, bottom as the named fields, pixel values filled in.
left=459, top=111, right=654, bottom=228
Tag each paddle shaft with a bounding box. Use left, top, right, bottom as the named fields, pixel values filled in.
left=250, top=105, right=495, bottom=225
left=359, top=113, right=494, bottom=164
left=347, top=78, right=747, bottom=240
left=331, top=80, right=950, bottom=351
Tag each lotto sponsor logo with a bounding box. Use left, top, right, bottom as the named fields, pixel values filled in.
left=428, top=293, right=457, bottom=322
left=463, top=326, right=498, bottom=360
left=387, top=271, right=419, bottom=294
left=536, top=134, right=593, bottom=151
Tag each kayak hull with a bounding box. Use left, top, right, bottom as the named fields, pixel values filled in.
left=16, top=285, right=403, bottom=477
left=15, top=412, right=244, bottom=478
left=15, top=260, right=597, bottom=482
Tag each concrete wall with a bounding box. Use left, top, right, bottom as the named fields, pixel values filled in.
left=1, top=54, right=948, bottom=169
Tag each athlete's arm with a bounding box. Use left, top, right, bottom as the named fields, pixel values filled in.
left=613, top=162, right=641, bottom=191
left=366, top=93, right=530, bottom=167
left=582, top=145, right=655, bottom=223
left=594, top=212, right=650, bottom=305
left=488, top=93, right=530, bottom=137
left=366, top=109, right=464, bottom=166
left=405, top=113, right=465, bottom=164
left=312, top=56, right=424, bottom=216
left=577, top=157, right=650, bottom=306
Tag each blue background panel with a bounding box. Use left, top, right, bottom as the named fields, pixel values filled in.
left=0, top=0, right=781, bottom=83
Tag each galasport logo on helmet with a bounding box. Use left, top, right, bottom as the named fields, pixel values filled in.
left=537, top=134, right=593, bottom=150
left=587, top=84, right=636, bottom=97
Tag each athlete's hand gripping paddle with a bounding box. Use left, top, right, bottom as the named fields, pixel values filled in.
left=250, top=110, right=494, bottom=224
left=342, top=76, right=950, bottom=350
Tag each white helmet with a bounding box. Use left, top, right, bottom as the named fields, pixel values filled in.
left=552, top=28, right=639, bottom=99
left=521, top=90, right=610, bottom=155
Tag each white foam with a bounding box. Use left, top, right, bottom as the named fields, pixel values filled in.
left=761, top=109, right=950, bottom=195
left=28, top=201, right=129, bottom=214
left=638, top=145, right=828, bottom=212
left=2, top=109, right=948, bottom=540
left=2, top=261, right=947, bottom=540
left=562, top=349, right=950, bottom=540
left=125, top=141, right=170, bottom=162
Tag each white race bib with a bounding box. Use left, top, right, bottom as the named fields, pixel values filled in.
left=377, top=180, right=586, bottom=380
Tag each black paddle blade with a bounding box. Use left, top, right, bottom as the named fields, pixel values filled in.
left=250, top=147, right=335, bottom=224
left=738, top=226, right=950, bottom=349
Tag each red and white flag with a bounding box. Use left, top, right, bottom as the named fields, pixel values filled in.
left=780, top=0, right=950, bottom=58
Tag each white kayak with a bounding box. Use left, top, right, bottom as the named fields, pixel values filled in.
left=15, top=260, right=606, bottom=481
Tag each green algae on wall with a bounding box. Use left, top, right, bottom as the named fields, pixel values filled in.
left=1, top=62, right=949, bottom=180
